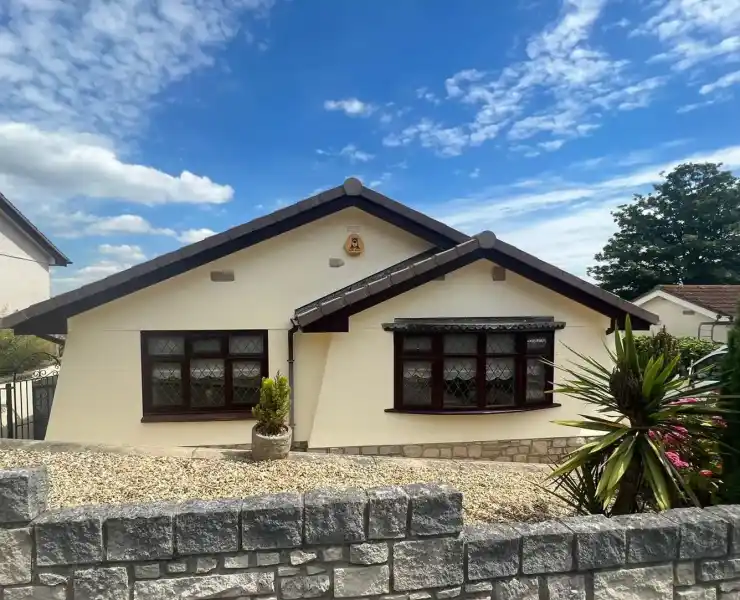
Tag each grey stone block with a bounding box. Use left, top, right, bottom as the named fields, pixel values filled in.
left=721, top=580, right=740, bottom=592
left=280, top=574, right=331, bottom=599
left=393, top=537, right=464, bottom=591
left=38, top=573, right=68, bottom=586
left=242, top=492, right=303, bottom=550
left=35, top=506, right=104, bottom=566
left=304, top=488, right=366, bottom=544
left=0, top=467, right=47, bottom=524
left=105, top=501, right=175, bottom=561
left=350, top=542, right=389, bottom=564
left=592, top=564, right=673, bottom=600
left=699, top=557, right=740, bottom=581
left=404, top=483, right=463, bottom=536
left=195, top=557, right=218, bottom=574
left=335, top=565, right=390, bottom=597
left=513, top=520, right=574, bottom=574
left=676, top=561, right=696, bottom=586
left=133, top=563, right=161, bottom=579
left=0, top=527, right=32, bottom=585
left=165, top=560, right=188, bottom=574
left=367, top=486, right=409, bottom=539
left=279, top=566, right=301, bottom=576
left=495, top=577, right=539, bottom=600
left=436, top=587, right=462, bottom=599
left=563, top=514, right=626, bottom=570
left=613, top=513, right=679, bottom=564
left=706, top=505, right=740, bottom=555
left=321, top=546, right=345, bottom=561
left=547, top=574, right=586, bottom=600
left=675, top=588, right=717, bottom=600
left=290, top=549, right=317, bottom=565
left=306, top=565, right=326, bottom=575
left=257, top=551, right=281, bottom=566
left=409, top=593, right=431, bottom=600
left=74, top=566, right=130, bottom=600
left=465, top=523, right=520, bottom=580
left=4, top=586, right=66, bottom=600
left=664, top=508, right=729, bottom=559
left=175, top=498, right=240, bottom=555
left=465, top=582, right=492, bottom=593
left=134, top=573, right=275, bottom=600
left=225, top=553, right=252, bottom=568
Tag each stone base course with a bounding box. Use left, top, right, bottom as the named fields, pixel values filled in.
left=3, top=465, right=740, bottom=600
left=307, top=435, right=595, bottom=464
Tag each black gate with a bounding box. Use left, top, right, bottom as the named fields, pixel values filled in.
left=0, top=368, right=59, bottom=440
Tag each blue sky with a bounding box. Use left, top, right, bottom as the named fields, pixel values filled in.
left=1, top=0, right=739, bottom=293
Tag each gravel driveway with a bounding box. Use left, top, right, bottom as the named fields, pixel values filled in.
left=0, top=448, right=569, bottom=524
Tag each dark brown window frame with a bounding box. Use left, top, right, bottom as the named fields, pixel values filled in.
left=392, top=330, right=555, bottom=413
left=141, top=330, right=268, bottom=421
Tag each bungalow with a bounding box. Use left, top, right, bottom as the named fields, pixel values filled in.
left=0, top=179, right=658, bottom=460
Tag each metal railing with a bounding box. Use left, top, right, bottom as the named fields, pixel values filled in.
left=0, top=355, right=59, bottom=440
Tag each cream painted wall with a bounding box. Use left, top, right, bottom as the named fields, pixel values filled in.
left=0, top=211, right=52, bottom=314
left=46, top=208, right=433, bottom=446
left=306, top=260, right=612, bottom=448
left=640, top=296, right=729, bottom=342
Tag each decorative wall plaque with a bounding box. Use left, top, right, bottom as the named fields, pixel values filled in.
left=344, top=233, right=364, bottom=256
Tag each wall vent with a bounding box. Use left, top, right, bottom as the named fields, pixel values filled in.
left=210, top=270, right=235, bottom=282
left=491, top=266, right=506, bottom=281
left=329, top=258, right=345, bottom=268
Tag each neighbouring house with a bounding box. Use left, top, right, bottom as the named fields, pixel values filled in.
left=633, top=285, right=740, bottom=343
left=0, top=191, right=70, bottom=315
left=0, top=179, right=658, bottom=459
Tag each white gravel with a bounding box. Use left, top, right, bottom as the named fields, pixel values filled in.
left=0, top=449, right=569, bottom=524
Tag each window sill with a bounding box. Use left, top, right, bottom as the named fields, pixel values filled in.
left=141, top=412, right=255, bottom=423
left=384, top=403, right=561, bottom=416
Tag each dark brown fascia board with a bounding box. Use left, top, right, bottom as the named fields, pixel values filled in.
left=2, top=180, right=470, bottom=335
left=295, top=232, right=658, bottom=332
left=0, top=192, right=71, bottom=266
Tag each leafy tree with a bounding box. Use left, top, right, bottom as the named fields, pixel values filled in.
left=0, top=330, right=54, bottom=375
left=588, top=163, right=740, bottom=299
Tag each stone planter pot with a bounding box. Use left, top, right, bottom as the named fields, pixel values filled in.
left=251, top=425, right=292, bottom=461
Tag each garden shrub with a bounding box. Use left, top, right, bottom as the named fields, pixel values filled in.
left=253, top=372, right=290, bottom=436
left=634, top=329, right=720, bottom=375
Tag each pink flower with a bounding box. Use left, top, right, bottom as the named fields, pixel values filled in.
left=712, top=416, right=727, bottom=428
left=665, top=451, right=690, bottom=469
left=672, top=425, right=688, bottom=439
left=648, top=430, right=659, bottom=440
left=672, top=397, right=700, bottom=405
left=700, top=469, right=713, bottom=477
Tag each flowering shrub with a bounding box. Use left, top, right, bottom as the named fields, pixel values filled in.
left=648, top=398, right=726, bottom=506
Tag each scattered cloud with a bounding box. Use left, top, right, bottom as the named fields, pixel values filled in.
left=79, top=214, right=176, bottom=238
left=0, top=0, right=274, bottom=135
left=700, top=70, right=740, bottom=95
left=469, top=168, right=481, bottom=179
left=368, top=172, right=392, bottom=188
left=98, top=244, right=146, bottom=262
left=383, top=119, right=469, bottom=157
left=323, top=98, right=376, bottom=117
left=640, top=0, right=740, bottom=71
left=0, top=123, right=233, bottom=205
left=416, top=87, right=441, bottom=104
left=538, top=139, right=566, bottom=152
left=676, top=98, right=721, bottom=113
left=178, top=228, right=217, bottom=244
left=339, top=144, right=374, bottom=163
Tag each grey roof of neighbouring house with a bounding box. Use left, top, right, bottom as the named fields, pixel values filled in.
left=0, top=178, right=658, bottom=334
left=0, top=192, right=70, bottom=266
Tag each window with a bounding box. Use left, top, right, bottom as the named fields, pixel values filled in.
left=394, top=331, right=554, bottom=412
left=141, top=331, right=268, bottom=418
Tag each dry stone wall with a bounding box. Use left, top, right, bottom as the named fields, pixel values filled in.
left=2, top=466, right=740, bottom=599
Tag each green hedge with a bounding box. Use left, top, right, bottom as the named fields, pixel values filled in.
left=634, top=330, right=720, bottom=374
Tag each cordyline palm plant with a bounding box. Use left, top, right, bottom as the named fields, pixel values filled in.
left=549, top=316, right=729, bottom=515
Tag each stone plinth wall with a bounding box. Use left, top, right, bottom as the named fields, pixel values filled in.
left=306, top=436, right=596, bottom=464
left=3, top=467, right=740, bottom=599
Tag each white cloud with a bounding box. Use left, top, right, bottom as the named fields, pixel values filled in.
left=640, top=0, right=740, bottom=70
left=386, top=0, right=669, bottom=156
left=83, top=214, right=176, bottom=237
left=368, top=172, right=392, bottom=188
left=677, top=98, right=720, bottom=113
left=0, top=0, right=273, bottom=135
left=700, top=70, right=740, bottom=95
left=469, top=168, right=481, bottom=179
left=339, top=144, right=374, bottom=163
left=98, top=243, right=146, bottom=262
left=178, top=228, right=216, bottom=244
left=538, top=139, right=566, bottom=152
left=323, top=98, right=376, bottom=117
left=416, top=87, right=441, bottom=104
left=0, top=122, right=233, bottom=205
